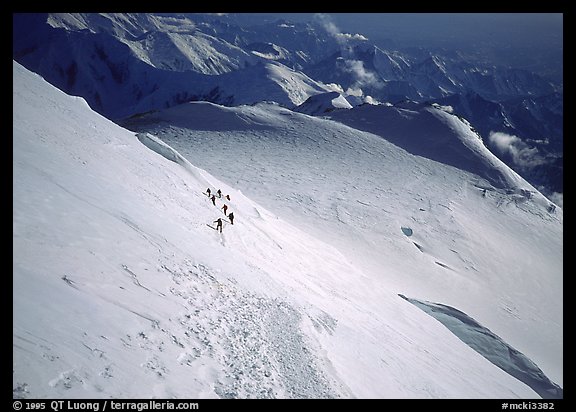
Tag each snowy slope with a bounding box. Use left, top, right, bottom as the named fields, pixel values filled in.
left=45, top=13, right=257, bottom=75
left=13, top=61, right=555, bottom=399
left=35, top=13, right=340, bottom=76
left=327, top=101, right=528, bottom=190
left=13, top=14, right=333, bottom=119
left=202, top=61, right=332, bottom=108
left=429, top=92, right=563, bottom=199
left=124, top=99, right=563, bottom=393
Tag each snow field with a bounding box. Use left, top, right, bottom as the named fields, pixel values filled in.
left=13, top=61, right=558, bottom=398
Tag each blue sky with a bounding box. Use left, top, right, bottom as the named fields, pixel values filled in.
left=247, top=13, right=562, bottom=49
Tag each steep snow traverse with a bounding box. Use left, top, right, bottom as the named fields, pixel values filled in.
left=14, top=58, right=562, bottom=399
left=124, top=99, right=562, bottom=398
left=13, top=13, right=563, bottom=401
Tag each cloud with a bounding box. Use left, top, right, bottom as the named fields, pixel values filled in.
left=547, top=192, right=563, bottom=209
left=313, top=14, right=368, bottom=43
left=323, top=83, right=344, bottom=93
left=336, top=33, right=369, bottom=41
left=314, top=13, right=341, bottom=38
left=314, top=14, right=381, bottom=90
left=345, top=87, right=363, bottom=96
left=489, top=132, right=519, bottom=152
left=363, top=95, right=380, bottom=105
left=341, top=59, right=382, bottom=88
left=488, top=132, right=546, bottom=169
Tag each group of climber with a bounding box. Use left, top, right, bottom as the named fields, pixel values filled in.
left=206, top=187, right=234, bottom=233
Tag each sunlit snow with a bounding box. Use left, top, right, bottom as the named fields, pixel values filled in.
left=13, top=60, right=562, bottom=399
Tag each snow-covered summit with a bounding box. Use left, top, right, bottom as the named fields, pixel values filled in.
left=294, top=91, right=353, bottom=115
left=44, top=13, right=257, bottom=75
left=13, top=13, right=335, bottom=119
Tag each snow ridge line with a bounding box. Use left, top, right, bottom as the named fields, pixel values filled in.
left=136, top=132, right=213, bottom=189
left=398, top=294, right=563, bottom=399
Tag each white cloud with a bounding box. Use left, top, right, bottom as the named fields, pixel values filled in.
left=314, top=13, right=381, bottom=92
left=314, top=14, right=368, bottom=42
left=314, top=13, right=342, bottom=40
left=345, top=87, right=363, bottom=97
left=548, top=192, right=563, bottom=209
left=363, top=95, right=379, bottom=105
left=342, top=59, right=383, bottom=89
left=336, top=33, right=369, bottom=41
left=488, top=131, right=546, bottom=169
left=324, top=83, right=345, bottom=93
left=489, top=131, right=520, bottom=153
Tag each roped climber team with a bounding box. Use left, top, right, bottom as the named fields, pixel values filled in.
left=206, top=187, right=234, bottom=233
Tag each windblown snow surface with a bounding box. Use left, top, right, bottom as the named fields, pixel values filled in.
left=14, top=61, right=562, bottom=399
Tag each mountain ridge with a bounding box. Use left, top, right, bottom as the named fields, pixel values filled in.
left=13, top=13, right=562, bottom=202
left=12, top=13, right=563, bottom=399
left=15, top=60, right=558, bottom=399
